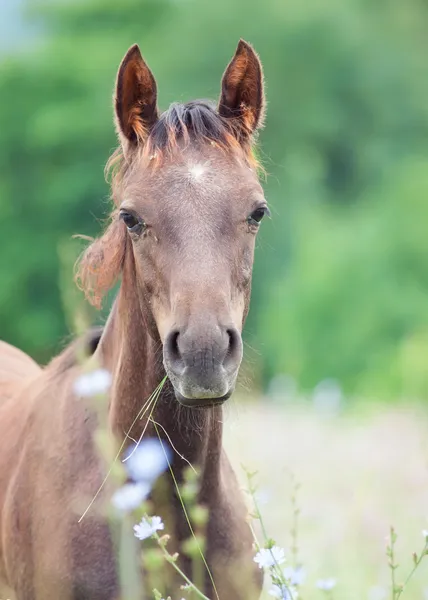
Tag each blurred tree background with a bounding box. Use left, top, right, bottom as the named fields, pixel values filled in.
left=1, top=0, right=428, bottom=400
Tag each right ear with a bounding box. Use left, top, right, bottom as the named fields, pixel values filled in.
left=114, top=44, right=158, bottom=151
left=218, top=40, right=265, bottom=139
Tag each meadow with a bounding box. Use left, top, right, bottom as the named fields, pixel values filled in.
left=225, top=397, right=428, bottom=599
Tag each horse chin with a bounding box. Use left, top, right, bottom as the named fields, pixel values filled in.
left=174, top=389, right=232, bottom=409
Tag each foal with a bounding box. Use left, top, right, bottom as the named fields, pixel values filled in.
left=0, top=40, right=268, bottom=599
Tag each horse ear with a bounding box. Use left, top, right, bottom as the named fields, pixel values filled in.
left=114, top=44, right=159, bottom=149
left=218, top=40, right=265, bottom=137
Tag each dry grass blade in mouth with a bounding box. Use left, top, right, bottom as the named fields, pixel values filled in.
left=78, top=376, right=167, bottom=522
left=122, top=385, right=164, bottom=463
left=149, top=416, right=197, bottom=474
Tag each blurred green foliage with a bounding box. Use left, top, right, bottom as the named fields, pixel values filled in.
left=1, top=0, right=428, bottom=397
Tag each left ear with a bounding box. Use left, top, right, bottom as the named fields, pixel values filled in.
left=114, top=44, right=159, bottom=151
left=218, top=39, right=265, bottom=137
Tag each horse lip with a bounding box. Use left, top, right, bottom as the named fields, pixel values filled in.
left=175, top=389, right=232, bottom=409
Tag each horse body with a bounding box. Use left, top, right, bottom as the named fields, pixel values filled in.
left=0, top=300, right=258, bottom=599
left=0, top=342, right=40, bottom=401
left=0, top=39, right=267, bottom=599
left=0, top=344, right=116, bottom=599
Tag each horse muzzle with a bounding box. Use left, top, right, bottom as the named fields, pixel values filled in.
left=163, top=324, right=242, bottom=408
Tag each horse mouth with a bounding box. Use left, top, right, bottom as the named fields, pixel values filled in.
left=175, top=389, right=232, bottom=409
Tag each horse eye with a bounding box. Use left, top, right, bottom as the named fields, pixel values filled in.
left=120, top=210, right=144, bottom=233
left=247, top=206, right=270, bottom=227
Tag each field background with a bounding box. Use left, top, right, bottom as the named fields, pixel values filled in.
left=1, top=0, right=428, bottom=598
left=226, top=399, right=428, bottom=598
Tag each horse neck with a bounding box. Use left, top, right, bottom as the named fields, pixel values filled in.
left=96, top=259, right=224, bottom=477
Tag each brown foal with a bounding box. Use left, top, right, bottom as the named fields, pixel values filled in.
left=0, top=39, right=268, bottom=599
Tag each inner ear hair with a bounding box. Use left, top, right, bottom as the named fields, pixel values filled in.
left=114, top=44, right=159, bottom=147
left=219, top=39, right=265, bottom=137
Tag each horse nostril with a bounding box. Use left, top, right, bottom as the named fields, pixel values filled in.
left=165, top=330, right=183, bottom=370
left=165, top=325, right=242, bottom=381
left=223, top=328, right=242, bottom=370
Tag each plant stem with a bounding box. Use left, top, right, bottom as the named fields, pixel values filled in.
left=119, top=516, right=145, bottom=600
left=396, top=541, right=428, bottom=599
left=153, top=421, right=220, bottom=600
left=192, top=547, right=204, bottom=597
left=156, top=535, right=211, bottom=600
left=244, top=470, right=295, bottom=599
left=388, top=527, right=398, bottom=600
left=289, top=473, right=300, bottom=568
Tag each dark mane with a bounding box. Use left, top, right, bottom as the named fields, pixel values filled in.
left=148, top=100, right=242, bottom=154
left=106, top=100, right=259, bottom=191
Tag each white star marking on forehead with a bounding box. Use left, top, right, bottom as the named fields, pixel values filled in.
left=188, top=163, right=206, bottom=180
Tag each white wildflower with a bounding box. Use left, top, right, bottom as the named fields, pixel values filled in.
left=134, top=515, right=164, bottom=540
left=254, top=546, right=286, bottom=569
left=422, top=529, right=428, bottom=540
left=317, top=578, right=336, bottom=591
left=284, top=565, right=306, bottom=586
left=73, top=368, right=112, bottom=397
left=254, top=489, right=271, bottom=506
left=269, top=583, right=296, bottom=599
left=111, top=482, right=150, bottom=513
left=124, top=438, right=171, bottom=484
